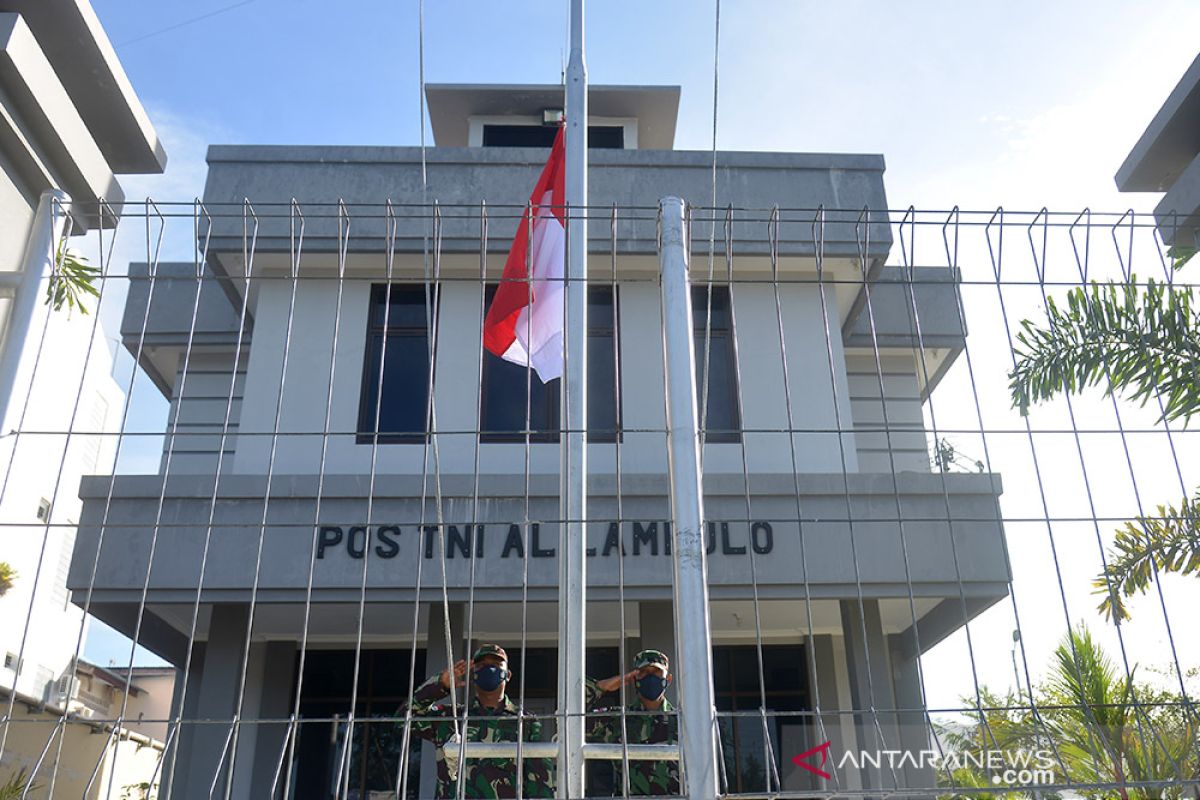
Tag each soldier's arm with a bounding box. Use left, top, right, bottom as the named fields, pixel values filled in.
left=403, top=672, right=450, bottom=741
left=584, top=677, right=605, bottom=709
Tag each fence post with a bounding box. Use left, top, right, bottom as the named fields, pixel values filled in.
left=658, top=196, right=720, bottom=799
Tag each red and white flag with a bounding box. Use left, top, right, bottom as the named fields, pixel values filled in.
left=482, top=125, right=566, bottom=383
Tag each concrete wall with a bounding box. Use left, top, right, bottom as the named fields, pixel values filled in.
left=0, top=292, right=121, bottom=701
left=70, top=471, right=1009, bottom=612
left=226, top=278, right=858, bottom=479
left=0, top=693, right=164, bottom=799
left=845, top=353, right=928, bottom=472
left=201, top=146, right=892, bottom=264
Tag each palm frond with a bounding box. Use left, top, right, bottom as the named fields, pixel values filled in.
left=1094, top=492, right=1200, bottom=622
left=1009, top=278, right=1200, bottom=424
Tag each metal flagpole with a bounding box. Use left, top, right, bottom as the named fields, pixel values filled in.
left=659, top=197, right=719, bottom=799
left=559, top=0, right=588, bottom=798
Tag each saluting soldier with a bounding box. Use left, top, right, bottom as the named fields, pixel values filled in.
left=586, top=649, right=680, bottom=796
left=405, top=644, right=554, bottom=799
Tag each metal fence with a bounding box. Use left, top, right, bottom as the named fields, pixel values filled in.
left=0, top=197, right=1197, bottom=800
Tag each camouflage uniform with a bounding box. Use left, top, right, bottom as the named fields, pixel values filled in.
left=404, top=669, right=554, bottom=798
left=585, top=650, right=680, bottom=797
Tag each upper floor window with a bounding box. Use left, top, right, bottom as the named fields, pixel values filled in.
left=694, top=286, right=741, bottom=443
left=481, top=124, right=625, bottom=149
left=480, top=285, right=620, bottom=442
left=357, top=285, right=433, bottom=443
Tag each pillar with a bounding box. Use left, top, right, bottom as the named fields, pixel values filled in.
left=889, top=631, right=934, bottom=794
left=419, top=601, right=464, bottom=800
left=840, top=599, right=900, bottom=792
left=223, top=640, right=297, bottom=799
left=180, top=604, right=250, bottom=798
left=163, top=643, right=205, bottom=800
left=788, top=634, right=854, bottom=793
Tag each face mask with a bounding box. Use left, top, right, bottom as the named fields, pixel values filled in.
left=636, top=674, right=668, bottom=701
left=474, top=665, right=506, bottom=692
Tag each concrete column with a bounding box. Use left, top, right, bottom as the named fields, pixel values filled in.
left=419, top=601, right=464, bottom=800
left=181, top=604, right=250, bottom=798
left=221, top=640, right=298, bottom=799
left=637, top=600, right=676, bottom=704
left=840, top=599, right=900, bottom=792
left=889, top=632, right=934, bottom=794
left=163, top=644, right=205, bottom=800
left=785, top=634, right=852, bottom=793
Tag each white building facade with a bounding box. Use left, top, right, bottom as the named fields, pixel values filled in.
left=69, top=85, right=1011, bottom=798
left=0, top=4, right=163, bottom=791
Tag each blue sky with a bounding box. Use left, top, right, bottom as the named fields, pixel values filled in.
left=81, top=0, right=1200, bottom=713
left=96, top=0, right=1200, bottom=209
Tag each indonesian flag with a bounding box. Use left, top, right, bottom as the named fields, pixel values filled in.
left=482, top=125, right=566, bottom=383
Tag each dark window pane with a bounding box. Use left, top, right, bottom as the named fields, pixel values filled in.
left=358, top=285, right=431, bottom=443
left=481, top=353, right=559, bottom=441
left=712, top=645, right=809, bottom=796
left=480, top=286, right=620, bottom=442
left=482, top=124, right=624, bottom=149
left=693, top=286, right=741, bottom=442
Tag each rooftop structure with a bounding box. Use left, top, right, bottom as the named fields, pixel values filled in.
left=1115, top=52, right=1200, bottom=248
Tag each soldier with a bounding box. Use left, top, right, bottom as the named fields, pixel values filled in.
left=586, top=649, right=679, bottom=796
left=405, top=644, right=554, bottom=799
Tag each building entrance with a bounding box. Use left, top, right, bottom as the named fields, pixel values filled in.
left=288, top=644, right=807, bottom=798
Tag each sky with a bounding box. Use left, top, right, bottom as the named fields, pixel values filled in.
left=77, top=0, right=1200, bottom=720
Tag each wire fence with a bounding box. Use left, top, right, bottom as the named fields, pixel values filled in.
left=0, top=199, right=1197, bottom=799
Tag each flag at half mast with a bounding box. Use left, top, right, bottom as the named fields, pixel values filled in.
left=482, top=124, right=566, bottom=383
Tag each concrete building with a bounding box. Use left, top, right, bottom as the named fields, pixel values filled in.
left=0, top=0, right=164, bottom=793
left=69, top=84, right=1011, bottom=798
left=0, top=659, right=172, bottom=798
left=71, top=662, right=176, bottom=744
left=1115, top=52, right=1200, bottom=253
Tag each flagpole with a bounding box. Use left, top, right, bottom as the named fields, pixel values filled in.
left=558, top=0, right=588, bottom=798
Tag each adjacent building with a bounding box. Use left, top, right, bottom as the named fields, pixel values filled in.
left=70, top=84, right=1011, bottom=798
left=1115, top=51, right=1200, bottom=253
left=0, top=0, right=165, bottom=794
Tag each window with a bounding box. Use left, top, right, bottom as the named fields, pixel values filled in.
left=295, top=649, right=425, bottom=799
left=481, top=124, right=625, bottom=149
left=693, top=286, right=742, bottom=442
left=36, top=497, right=51, bottom=521
left=714, top=645, right=809, bottom=795
left=357, top=285, right=434, bottom=444
left=480, top=286, right=620, bottom=442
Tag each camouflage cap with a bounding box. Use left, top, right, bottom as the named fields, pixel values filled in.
left=633, top=649, right=669, bottom=671
left=472, top=643, right=508, bottom=663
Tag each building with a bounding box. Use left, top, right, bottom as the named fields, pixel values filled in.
left=0, top=681, right=164, bottom=800
left=0, top=659, right=173, bottom=798
left=0, top=0, right=165, bottom=793
left=71, top=662, right=176, bottom=744
left=69, top=84, right=1011, bottom=798
left=1115, top=51, right=1200, bottom=253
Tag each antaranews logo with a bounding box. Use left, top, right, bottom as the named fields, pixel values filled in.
left=793, top=742, right=1056, bottom=787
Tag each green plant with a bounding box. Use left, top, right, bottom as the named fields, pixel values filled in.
left=0, top=769, right=38, bottom=800
left=0, top=562, right=15, bottom=597
left=1094, top=492, right=1200, bottom=622
left=46, top=243, right=100, bottom=315
left=939, top=628, right=1199, bottom=799
left=1008, top=252, right=1200, bottom=621
left=1009, top=279, right=1200, bottom=425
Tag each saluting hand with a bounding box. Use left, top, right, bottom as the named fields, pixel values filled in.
left=596, top=669, right=638, bottom=694
left=440, top=660, right=468, bottom=690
